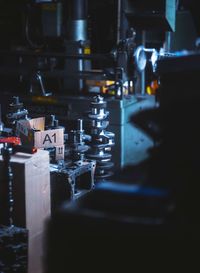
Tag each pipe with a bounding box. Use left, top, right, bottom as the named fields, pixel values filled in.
left=66, top=0, right=88, bottom=41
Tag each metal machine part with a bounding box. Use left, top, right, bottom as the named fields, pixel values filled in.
left=66, top=119, right=90, bottom=162
left=134, top=46, right=178, bottom=73
left=45, top=115, right=96, bottom=209
left=123, top=0, right=176, bottom=32
left=65, top=0, right=88, bottom=41
left=30, top=71, right=52, bottom=96
left=0, top=142, right=38, bottom=226
left=41, top=2, right=63, bottom=38
left=6, top=97, right=29, bottom=128
left=68, top=19, right=87, bottom=41
left=64, top=40, right=91, bottom=93
left=46, top=114, right=62, bottom=130
left=50, top=159, right=96, bottom=213
left=0, top=144, right=14, bottom=227
left=0, top=144, right=28, bottom=273
left=134, top=45, right=147, bottom=72
left=64, top=0, right=90, bottom=92
left=86, top=95, right=115, bottom=179
left=0, top=225, right=28, bottom=273
left=16, top=94, right=155, bottom=170
left=112, top=28, right=137, bottom=85
left=0, top=104, right=4, bottom=133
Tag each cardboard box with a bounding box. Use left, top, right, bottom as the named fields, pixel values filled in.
left=16, top=117, right=64, bottom=160
left=55, top=144, right=65, bottom=160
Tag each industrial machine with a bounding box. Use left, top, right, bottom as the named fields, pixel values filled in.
left=1, top=0, right=176, bottom=172
left=2, top=1, right=200, bottom=273
left=0, top=0, right=181, bottom=216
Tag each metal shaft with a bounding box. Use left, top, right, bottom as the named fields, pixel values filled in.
left=86, top=96, right=115, bottom=179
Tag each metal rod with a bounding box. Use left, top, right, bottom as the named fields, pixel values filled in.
left=0, top=104, right=3, bottom=132
left=0, top=68, right=111, bottom=80
left=0, top=50, right=111, bottom=60
left=117, top=0, right=122, bottom=44
left=164, top=31, right=172, bottom=52
left=141, top=30, right=146, bottom=95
